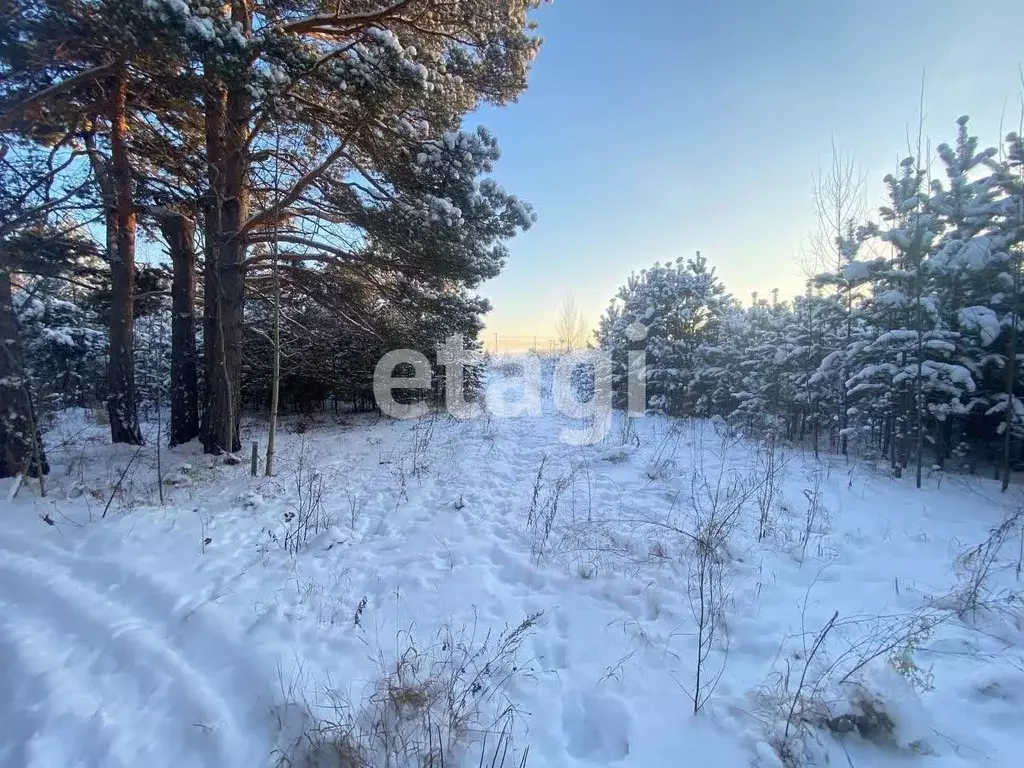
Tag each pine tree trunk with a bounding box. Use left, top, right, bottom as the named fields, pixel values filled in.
left=106, top=64, right=143, bottom=445
left=887, top=410, right=896, bottom=471
left=200, top=2, right=253, bottom=455
left=915, top=297, right=925, bottom=489
left=812, top=402, right=820, bottom=459
left=222, top=79, right=248, bottom=453
left=841, top=292, right=852, bottom=456
left=200, top=75, right=240, bottom=454
left=201, top=66, right=249, bottom=455
left=201, top=189, right=219, bottom=451
left=1002, top=256, right=1020, bottom=492
left=265, top=254, right=280, bottom=476
left=0, top=271, right=48, bottom=478
left=265, top=125, right=284, bottom=476
left=938, top=419, right=952, bottom=469
left=159, top=212, right=199, bottom=446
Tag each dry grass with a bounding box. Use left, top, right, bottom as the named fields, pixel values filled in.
left=276, top=614, right=541, bottom=768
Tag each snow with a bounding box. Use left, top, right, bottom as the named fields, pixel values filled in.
left=945, top=236, right=994, bottom=271
left=876, top=289, right=907, bottom=307
left=841, top=260, right=872, bottom=281
left=959, top=305, right=1002, bottom=346
left=2, top=378, right=1024, bottom=767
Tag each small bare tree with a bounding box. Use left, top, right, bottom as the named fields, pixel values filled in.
left=801, top=141, right=866, bottom=456
left=689, top=528, right=727, bottom=713
left=797, top=470, right=825, bottom=565
left=685, top=462, right=757, bottom=712
left=554, top=293, right=588, bottom=351
left=804, top=140, right=866, bottom=277
left=264, top=129, right=284, bottom=477
left=755, top=435, right=787, bottom=541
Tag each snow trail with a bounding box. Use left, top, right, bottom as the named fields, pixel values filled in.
left=0, top=531, right=274, bottom=768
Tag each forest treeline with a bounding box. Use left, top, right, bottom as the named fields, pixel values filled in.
left=599, top=117, right=1024, bottom=489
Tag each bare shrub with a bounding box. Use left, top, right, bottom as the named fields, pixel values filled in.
left=946, top=505, right=1024, bottom=618
left=277, top=614, right=541, bottom=768
left=408, top=411, right=439, bottom=478
left=524, top=456, right=577, bottom=563
left=520, top=452, right=621, bottom=572
left=827, top=610, right=947, bottom=689
left=679, top=463, right=757, bottom=711
left=755, top=435, right=787, bottom=541
left=644, top=421, right=683, bottom=481
left=796, top=469, right=826, bottom=565
left=524, top=456, right=547, bottom=531
left=885, top=618, right=935, bottom=693
left=626, top=423, right=757, bottom=557
left=686, top=462, right=757, bottom=561
left=753, top=600, right=948, bottom=766
left=752, top=610, right=838, bottom=765
left=101, top=444, right=145, bottom=517
left=344, top=489, right=369, bottom=531
left=283, top=443, right=329, bottom=554
left=687, top=525, right=729, bottom=713
left=614, top=410, right=640, bottom=449
left=614, top=434, right=758, bottom=711
left=478, top=405, right=498, bottom=445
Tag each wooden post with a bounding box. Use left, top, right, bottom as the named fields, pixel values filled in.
left=251, top=441, right=258, bottom=476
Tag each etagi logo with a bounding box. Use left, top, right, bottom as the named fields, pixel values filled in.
left=372, top=323, right=649, bottom=446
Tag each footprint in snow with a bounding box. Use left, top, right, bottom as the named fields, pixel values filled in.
left=554, top=610, right=570, bottom=635
left=490, top=544, right=545, bottom=590
left=532, top=636, right=571, bottom=671
left=561, top=688, right=632, bottom=762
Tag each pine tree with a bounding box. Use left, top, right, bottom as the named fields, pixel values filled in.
left=0, top=134, right=97, bottom=479
left=133, top=0, right=544, bottom=452
left=1, top=0, right=203, bottom=446
left=598, top=253, right=731, bottom=416
left=992, top=129, right=1024, bottom=488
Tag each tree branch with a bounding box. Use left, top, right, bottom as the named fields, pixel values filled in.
left=238, top=123, right=363, bottom=238
left=278, top=0, right=422, bottom=36
left=0, top=64, right=116, bottom=131
left=242, top=235, right=359, bottom=266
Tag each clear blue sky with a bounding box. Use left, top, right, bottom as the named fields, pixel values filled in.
left=472, top=0, right=1024, bottom=348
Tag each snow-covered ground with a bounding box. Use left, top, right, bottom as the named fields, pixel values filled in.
left=3, top=366, right=1024, bottom=768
